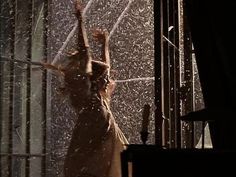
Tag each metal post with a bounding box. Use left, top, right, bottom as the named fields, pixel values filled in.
left=162, top=0, right=170, bottom=148
left=168, top=0, right=181, bottom=148
left=0, top=0, right=3, bottom=173
left=42, top=0, right=48, bottom=176
left=8, top=1, right=16, bottom=176
left=155, top=0, right=163, bottom=147
left=172, top=0, right=181, bottom=149
left=168, top=0, right=175, bottom=148
left=26, top=0, right=33, bottom=176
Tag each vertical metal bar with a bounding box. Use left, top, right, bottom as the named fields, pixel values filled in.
left=168, top=0, right=180, bottom=148
left=8, top=66, right=14, bottom=177
left=168, top=0, right=175, bottom=148
left=42, top=1, right=48, bottom=176
left=191, top=46, right=195, bottom=148
left=173, top=0, right=181, bottom=149
left=8, top=1, right=16, bottom=176
left=26, top=0, right=33, bottom=176
left=176, top=0, right=184, bottom=149
left=0, top=1, right=3, bottom=172
left=155, top=0, right=163, bottom=147
left=162, top=0, right=170, bottom=148
left=165, top=0, right=171, bottom=148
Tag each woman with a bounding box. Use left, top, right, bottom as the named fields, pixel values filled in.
left=43, top=1, right=128, bottom=177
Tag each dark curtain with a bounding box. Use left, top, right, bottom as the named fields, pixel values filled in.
left=184, top=1, right=236, bottom=149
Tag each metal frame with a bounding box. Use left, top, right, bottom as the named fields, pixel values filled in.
left=0, top=0, right=48, bottom=176
left=156, top=0, right=205, bottom=148
left=156, top=0, right=181, bottom=148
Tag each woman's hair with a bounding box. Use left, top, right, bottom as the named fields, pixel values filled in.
left=90, top=60, right=115, bottom=103
left=49, top=58, right=115, bottom=103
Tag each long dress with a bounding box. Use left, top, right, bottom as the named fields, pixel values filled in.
left=63, top=92, right=128, bottom=177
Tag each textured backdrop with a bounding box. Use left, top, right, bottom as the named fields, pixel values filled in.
left=48, top=0, right=154, bottom=176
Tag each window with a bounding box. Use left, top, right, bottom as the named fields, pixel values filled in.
left=0, top=0, right=48, bottom=176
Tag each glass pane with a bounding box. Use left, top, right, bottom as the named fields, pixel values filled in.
left=12, top=157, right=26, bottom=177
left=32, top=0, right=45, bottom=62
left=30, top=69, right=43, bottom=154
left=30, top=0, right=45, bottom=155
left=14, top=0, right=31, bottom=62
left=12, top=63, right=27, bottom=154
left=1, top=156, right=10, bottom=177
left=0, top=62, right=11, bottom=154
left=29, top=157, right=42, bottom=177
left=0, top=1, right=14, bottom=176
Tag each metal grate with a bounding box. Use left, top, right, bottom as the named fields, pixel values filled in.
left=0, top=0, right=48, bottom=176
left=156, top=0, right=208, bottom=149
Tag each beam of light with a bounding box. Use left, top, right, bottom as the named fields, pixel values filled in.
left=33, top=3, right=44, bottom=37
left=163, top=35, right=179, bottom=51
left=51, top=0, right=94, bottom=65
left=115, top=77, right=155, bottom=83
left=1, top=56, right=154, bottom=83
left=108, top=0, right=134, bottom=40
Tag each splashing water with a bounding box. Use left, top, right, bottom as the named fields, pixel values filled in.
left=108, top=0, right=134, bottom=40
left=0, top=0, right=155, bottom=176
left=51, top=0, right=134, bottom=66
left=51, top=0, right=95, bottom=65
